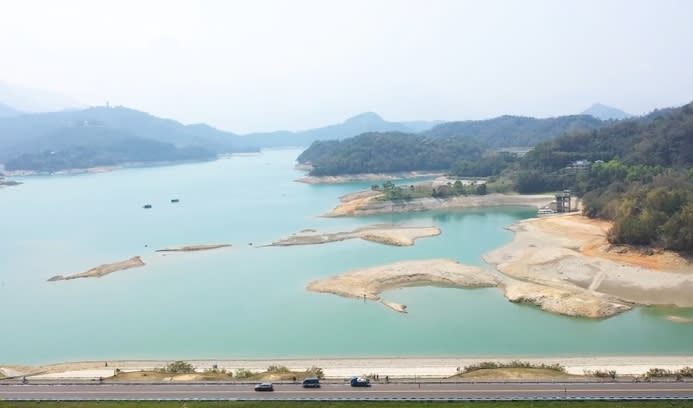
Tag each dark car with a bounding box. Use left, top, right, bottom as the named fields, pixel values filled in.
left=302, top=377, right=321, bottom=388
left=254, top=382, right=274, bottom=391
left=350, top=376, right=371, bottom=387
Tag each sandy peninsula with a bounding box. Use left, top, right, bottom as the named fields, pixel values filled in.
left=306, top=259, right=496, bottom=312
left=484, top=213, right=693, bottom=318
left=156, top=244, right=231, bottom=252
left=296, top=171, right=444, bottom=185
left=268, top=224, right=441, bottom=247
left=325, top=192, right=554, bottom=217
left=47, top=256, right=145, bottom=282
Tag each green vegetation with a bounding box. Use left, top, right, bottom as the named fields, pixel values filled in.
left=298, top=114, right=603, bottom=177
left=516, top=102, right=693, bottom=251
left=163, top=360, right=195, bottom=374
left=2, top=401, right=693, bottom=408
left=301, top=101, right=693, bottom=251
left=373, top=179, right=488, bottom=201
left=583, top=370, right=617, bottom=380
left=298, top=132, right=484, bottom=176
left=460, top=361, right=565, bottom=374
left=423, top=114, right=603, bottom=148
left=645, top=367, right=693, bottom=380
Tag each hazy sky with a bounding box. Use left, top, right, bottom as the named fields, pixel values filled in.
left=1, top=0, right=692, bottom=133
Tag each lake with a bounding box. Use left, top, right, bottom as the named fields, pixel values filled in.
left=1, top=149, right=692, bottom=365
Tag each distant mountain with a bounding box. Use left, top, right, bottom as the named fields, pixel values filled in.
left=581, top=103, right=631, bottom=120
left=0, top=81, right=82, bottom=112
left=0, top=102, right=20, bottom=118
left=422, top=114, right=603, bottom=147
left=0, top=106, right=256, bottom=171
left=243, top=112, right=443, bottom=148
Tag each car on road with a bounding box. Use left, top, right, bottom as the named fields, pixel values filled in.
left=254, top=382, right=274, bottom=391
left=350, top=376, right=371, bottom=387
left=302, top=377, right=321, bottom=388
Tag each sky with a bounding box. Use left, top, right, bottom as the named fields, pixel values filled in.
left=1, top=0, right=692, bottom=133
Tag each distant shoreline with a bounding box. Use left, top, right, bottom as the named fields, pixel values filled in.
left=3, top=151, right=267, bottom=177
left=296, top=171, right=444, bottom=184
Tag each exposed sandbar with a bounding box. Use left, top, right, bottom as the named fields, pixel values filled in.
left=483, top=213, right=693, bottom=318
left=269, top=225, right=441, bottom=247
left=48, top=256, right=145, bottom=282
left=325, top=192, right=554, bottom=217
left=296, top=171, right=443, bottom=185
left=306, top=259, right=497, bottom=312
left=667, top=315, right=693, bottom=324
left=11, top=356, right=693, bottom=380
left=156, top=244, right=231, bottom=252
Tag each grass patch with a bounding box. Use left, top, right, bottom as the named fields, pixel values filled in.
left=458, top=367, right=578, bottom=380
left=2, top=401, right=693, bottom=408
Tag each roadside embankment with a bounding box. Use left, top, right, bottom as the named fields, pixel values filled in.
left=5, top=356, right=693, bottom=380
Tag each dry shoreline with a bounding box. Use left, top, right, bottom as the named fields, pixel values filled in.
left=305, top=212, right=691, bottom=319
left=47, top=256, right=145, bottom=282
left=484, top=213, right=693, bottom=317
left=4, top=356, right=693, bottom=380
left=324, top=192, right=554, bottom=217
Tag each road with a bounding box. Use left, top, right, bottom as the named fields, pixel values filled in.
left=2, top=382, right=693, bottom=401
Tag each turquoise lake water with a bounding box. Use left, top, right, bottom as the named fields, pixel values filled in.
left=1, top=149, right=692, bottom=365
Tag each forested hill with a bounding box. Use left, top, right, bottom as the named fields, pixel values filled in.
left=423, top=114, right=603, bottom=147
left=0, top=106, right=257, bottom=171
left=517, top=101, right=693, bottom=251
left=521, top=103, right=693, bottom=172
left=297, top=132, right=483, bottom=176
left=298, top=114, right=604, bottom=176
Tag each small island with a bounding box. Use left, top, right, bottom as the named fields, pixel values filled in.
left=306, top=259, right=497, bottom=313
left=156, top=244, right=232, bottom=252
left=268, top=225, right=441, bottom=247
left=48, top=256, right=145, bottom=282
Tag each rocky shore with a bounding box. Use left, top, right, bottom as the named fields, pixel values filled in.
left=484, top=214, right=693, bottom=318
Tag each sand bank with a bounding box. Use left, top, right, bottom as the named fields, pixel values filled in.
left=5, top=356, right=693, bottom=380
left=156, top=244, right=231, bottom=252
left=483, top=213, right=693, bottom=318
left=47, top=256, right=145, bottom=282
left=268, top=225, right=441, bottom=247
left=296, top=171, right=443, bottom=185
left=306, top=259, right=496, bottom=312
left=325, top=192, right=554, bottom=217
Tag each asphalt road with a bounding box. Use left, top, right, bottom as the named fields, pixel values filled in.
left=2, top=382, right=693, bottom=401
